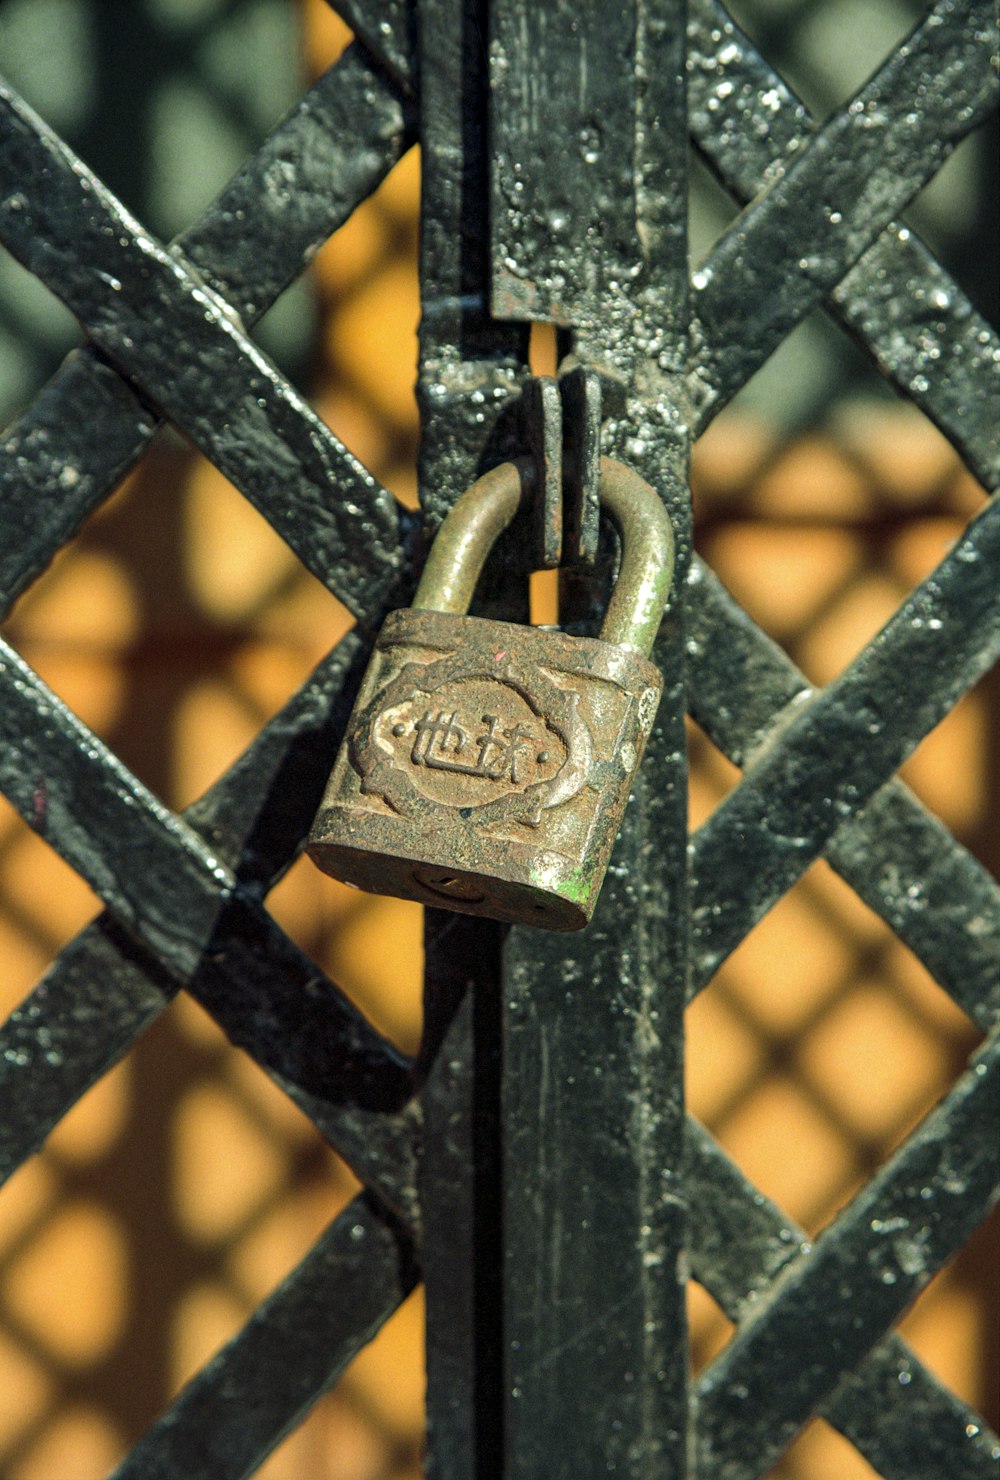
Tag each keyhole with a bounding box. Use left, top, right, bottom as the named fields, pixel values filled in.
left=413, top=866, right=487, bottom=904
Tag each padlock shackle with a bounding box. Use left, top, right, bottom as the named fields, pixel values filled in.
left=412, top=456, right=675, bottom=656
left=596, top=457, right=675, bottom=655
left=413, top=460, right=527, bottom=616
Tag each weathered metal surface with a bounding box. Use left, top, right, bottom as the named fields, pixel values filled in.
left=0, top=0, right=995, bottom=1474
left=491, top=0, right=692, bottom=1473
left=559, top=366, right=603, bottom=566
left=490, top=1, right=650, bottom=335
left=525, top=375, right=564, bottom=567
left=308, top=613, right=661, bottom=926
left=309, top=456, right=672, bottom=928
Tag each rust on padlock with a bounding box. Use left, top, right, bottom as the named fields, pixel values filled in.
left=307, top=458, right=674, bottom=930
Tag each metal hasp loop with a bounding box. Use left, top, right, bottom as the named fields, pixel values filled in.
left=414, top=455, right=675, bottom=653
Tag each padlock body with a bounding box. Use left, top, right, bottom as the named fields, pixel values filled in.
left=307, top=608, right=662, bottom=930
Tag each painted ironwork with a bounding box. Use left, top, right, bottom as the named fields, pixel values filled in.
left=0, top=1, right=996, bottom=1476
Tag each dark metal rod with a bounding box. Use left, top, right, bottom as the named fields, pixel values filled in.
left=414, top=1, right=532, bottom=1473
left=491, top=0, right=691, bottom=1472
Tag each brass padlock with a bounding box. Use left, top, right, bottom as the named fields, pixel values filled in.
left=307, top=456, right=674, bottom=930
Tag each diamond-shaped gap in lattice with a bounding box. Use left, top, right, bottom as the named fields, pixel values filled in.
left=0, top=245, right=82, bottom=431
left=717, top=300, right=910, bottom=438
left=687, top=715, right=744, bottom=832
left=885, top=119, right=999, bottom=325
left=762, top=1416, right=882, bottom=1480
left=0, top=438, right=353, bottom=814
left=0, top=986, right=363, bottom=1477
left=895, top=674, right=997, bottom=867
left=0, top=796, right=101, bottom=1018
left=309, top=145, right=422, bottom=509
left=686, top=858, right=982, bottom=1238
left=266, top=852, right=424, bottom=1060
left=721, top=0, right=929, bottom=123
left=827, top=400, right=988, bottom=515
left=694, top=400, right=986, bottom=688
left=687, top=1278, right=736, bottom=1377
left=688, top=147, right=743, bottom=270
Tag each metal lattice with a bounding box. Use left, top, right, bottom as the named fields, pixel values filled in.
left=0, top=1, right=997, bottom=1477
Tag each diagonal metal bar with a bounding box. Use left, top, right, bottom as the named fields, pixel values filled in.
left=0, top=916, right=174, bottom=1186
left=333, top=2, right=414, bottom=96
left=689, top=498, right=1000, bottom=990
left=686, top=1119, right=1000, bottom=1479
left=831, top=238, right=1000, bottom=491
left=688, top=0, right=999, bottom=437
left=0, top=637, right=418, bottom=1216
left=0, top=58, right=412, bottom=621
left=685, top=559, right=1000, bottom=1028
left=0, top=41, right=410, bottom=618
left=0, top=641, right=365, bottom=1184
left=688, top=0, right=1000, bottom=486
left=693, top=1029, right=1000, bottom=1478
left=823, top=772, right=1000, bottom=1029
left=0, top=354, right=159, bottom=618
left=821, top=1335, right=1000, bottom=1480
left=0, top=641, right=235, bottom=974
left=110, top=1190, right=418, bottom=1480
left=178, top=46, right=411, bottom=322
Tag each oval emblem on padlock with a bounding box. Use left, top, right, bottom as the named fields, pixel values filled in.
left=351, top=648, right=594, bottom=824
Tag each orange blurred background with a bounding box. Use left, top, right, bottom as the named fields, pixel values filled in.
left=0, top=3, right=996, bottom=1476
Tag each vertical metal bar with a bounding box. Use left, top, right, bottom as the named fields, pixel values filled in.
left=491, top=2, right=691, bottom=1475
left=415, top=2, right=530, bottom=1474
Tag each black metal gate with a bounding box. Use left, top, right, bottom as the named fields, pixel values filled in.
left=0, top=1, right=997, bottom=1476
